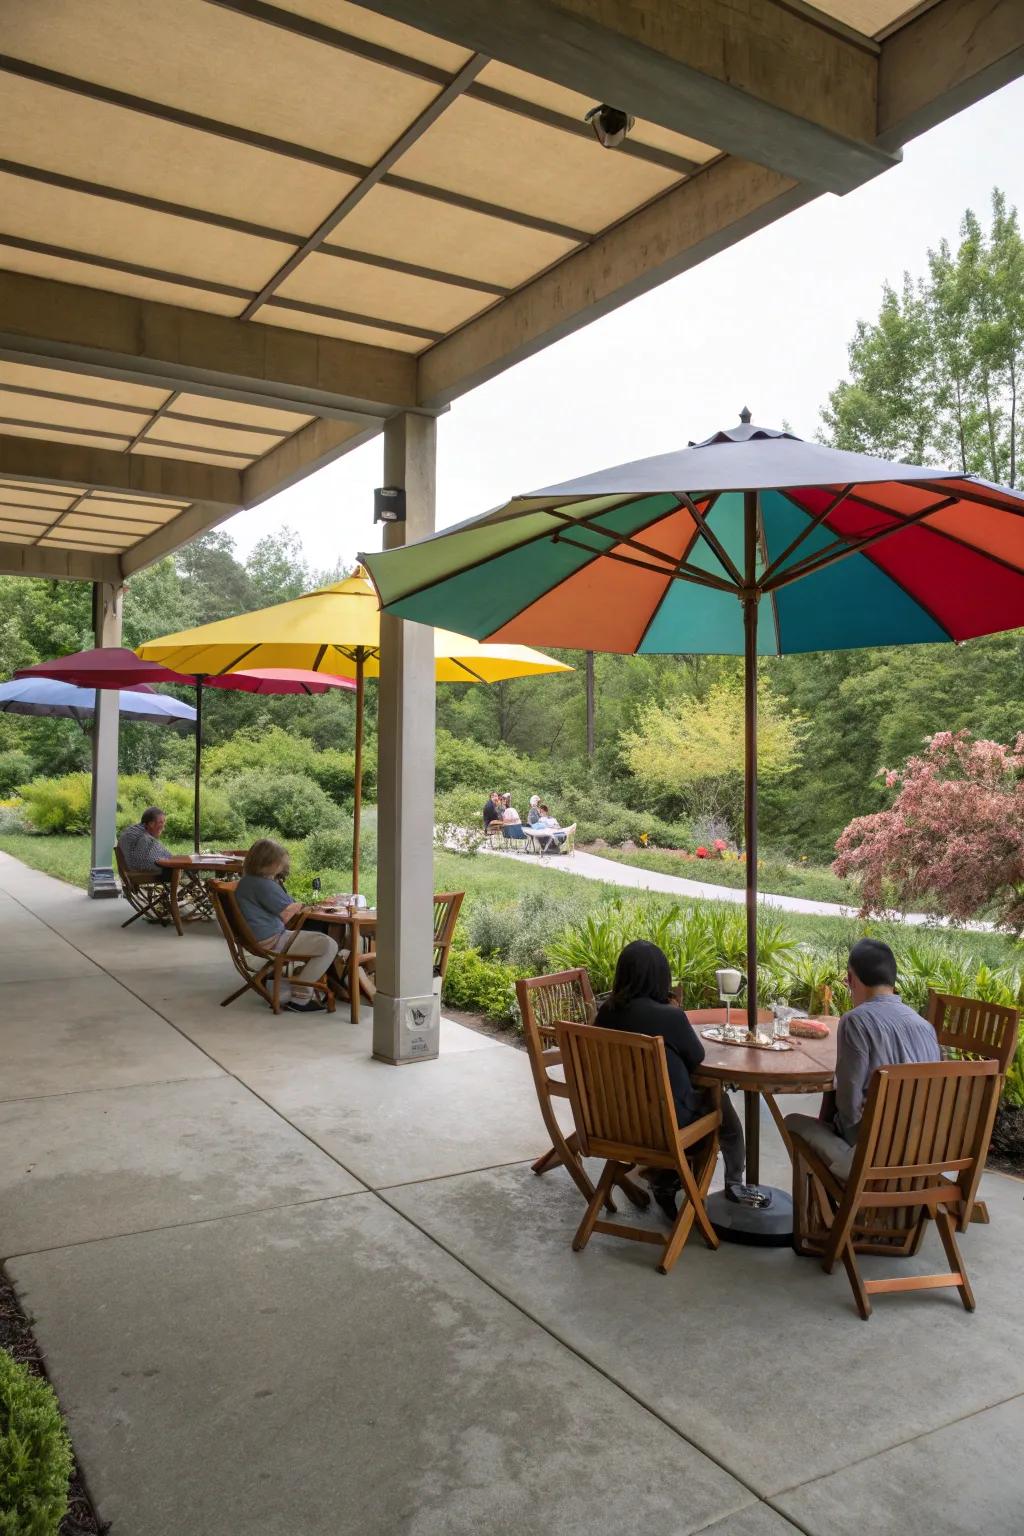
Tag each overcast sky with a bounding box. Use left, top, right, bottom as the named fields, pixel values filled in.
left=224, top=78, right=1024, bottom=575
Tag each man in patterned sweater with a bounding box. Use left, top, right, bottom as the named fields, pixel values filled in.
left=118, top=806, right=173, bottom=883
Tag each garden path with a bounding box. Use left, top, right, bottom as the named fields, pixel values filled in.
left=483, top=843, right=993, bottom=928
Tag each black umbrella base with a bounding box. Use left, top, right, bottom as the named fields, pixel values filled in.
left=708, top=1187, right=793, bottom=1246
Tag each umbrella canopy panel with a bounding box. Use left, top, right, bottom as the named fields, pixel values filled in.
left=0, top=677, right=196, bottom=728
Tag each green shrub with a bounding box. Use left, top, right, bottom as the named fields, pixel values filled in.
left=0, top=803, right=30, bottom=835
left=441, top=945, right=521, bottom=1023
left=434, top=729, right=529, bottom=793
left=434, top=788, right=486, bottom=856
left=468, top=889, right=592, bottom=974
left=157, top=780, right=244, bottom=843
left=0, top=1348, right=72, bottom=1536
left=0, top=750, right=32, bottom=798
left=17, top=773, right=92, bottom=834
left=226, top=770, right=341, bottom=839
left=303, top=824, right=354, bottom=872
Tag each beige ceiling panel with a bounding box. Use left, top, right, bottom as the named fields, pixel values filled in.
left=273, top=0, right=473, bottom=71
left=0, top=362, right=168, bottom=411
left=810, top=2, right=922, bottom=36
left=477, top=62, right=720, bottom=165
left=146, top=417, right=283, bottom=456
left=41, top=531, right=134, bottom=549
left=170, top=395, right=311, bottom=433
left=0, top=172, right=283, bottom=289
left=0, top=488, right=78, bottom=511
left=10, top=0, right=442, bottom=164
left=0, top=420, right=129, bottom=451
left=90, top=492, right=187, bottom=512
left=1, top=74, right=358, bottom=234
left=0, top=242, right=245, bottom=315
left=0, top=389, right=144, bottom=437
left=0, top=508, right=54, bottom=527
left=0, top=529, right=36, bottom=544
left=62, top=514, right=157, bottom=532
left=133, top=442, right=254, bottom=470
left=338, top=184, right=578, bottom=288
left=277, top=252, right=493, bottom=332
left=250, top=304, right=428, bottom=353
left=392, top=97, right=679, bottom=232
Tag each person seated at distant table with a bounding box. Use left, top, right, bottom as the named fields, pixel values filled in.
left=499, top=793, right=527, bottom=840
left=235, top=839, right=339, bottom=1014
left=482, top=791, right=503, bottom=832
left=530, top=803, right=566, bottom=852
left=527, top=794, right=542, bottom=825
left=118, top=806, right=173, bottom=883
left=597, top=940, right=747, bottom=1219
left=784, top=938, right=940, bottom=1181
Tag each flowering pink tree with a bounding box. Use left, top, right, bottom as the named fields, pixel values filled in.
left=833, top=731, right=1024, bottom=931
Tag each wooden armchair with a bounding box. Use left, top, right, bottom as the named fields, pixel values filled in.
left=556, top=1020, right=721, bottom=1275
left=791, top=1059, right=1000, bottom=1319
left=208, top=880, right=335, bottom=1016
left=927, top=990, right=1020, bottom=1224
left=433, top=891, right=464, bottom=985
left=114, top=843, right=172, bottom=929
left=515, top=971, right=647, bottom=1215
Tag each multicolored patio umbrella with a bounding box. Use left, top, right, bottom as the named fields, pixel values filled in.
left=137, top=567, right=571, bottom=892
left=363, top=414, right=1024, bottom=1028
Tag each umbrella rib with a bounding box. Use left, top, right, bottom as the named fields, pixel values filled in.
left=763, top=497, right=959, bottom=591
left=755, top=503, right=783, bottom=656
left=552, top=534, right=737, bottom=594
left=545, top=504, right=694, bottom=576
left=847, top=484, right=1024, bottom=581
left=675, top=492, right=743, bottom=586
left=760, top=486, right=855, bottom=584
left=907, top=479, right=1024, bottom=519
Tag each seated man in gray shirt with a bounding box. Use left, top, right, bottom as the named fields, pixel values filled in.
left=118, top=806, right=173, bottom=883
left=785, top=938, right=940, bottom=1180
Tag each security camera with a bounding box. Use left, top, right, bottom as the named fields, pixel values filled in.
left=585, top=103, right=635, bottom=149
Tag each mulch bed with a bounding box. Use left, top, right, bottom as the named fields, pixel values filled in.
left=989, top=1104, right=1024, bottom=1179
left=0, top=1265, right=108, bottom=1535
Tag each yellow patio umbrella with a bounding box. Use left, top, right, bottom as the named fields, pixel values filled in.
left=137, top=568, right=571, bottom=891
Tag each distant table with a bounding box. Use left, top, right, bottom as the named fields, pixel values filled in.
left=154, top=854, right=245, bottom=936
left=688, top=1008, right=837, bottom=1185
left=302, top=905, right=378, bottom=1023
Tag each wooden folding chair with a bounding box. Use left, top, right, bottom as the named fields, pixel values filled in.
left=114, top=844, right=173, bottom=930
left=927, top=990, right=1019, bottom=1225
left=208, top=880, right=335, bottom=1016
left=556, top=1020, right=721, bottom=1275
left=432, top=891, right=464, bottom=985
left=790, top=1059, right=1000, bottom=1319
left=515, top=971, right=648, bottom=1214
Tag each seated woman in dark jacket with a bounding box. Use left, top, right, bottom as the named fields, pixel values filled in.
left=595, top=940, right=747, bottom=1219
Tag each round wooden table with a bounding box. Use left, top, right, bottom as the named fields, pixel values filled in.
left=688, top=1008, right=837, bottom=1186
left=154, top=854, right=245, bottom=935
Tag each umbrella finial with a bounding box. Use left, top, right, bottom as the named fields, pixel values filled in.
left=739, top=406, right=752, bottom=425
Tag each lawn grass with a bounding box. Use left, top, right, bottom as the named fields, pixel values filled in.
left=3, top=832, right=1022, bottom=971
left=591, top=845, right=853, bottom=905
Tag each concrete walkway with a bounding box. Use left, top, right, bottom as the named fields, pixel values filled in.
left=484, top=843, right=983, bottom=926
left=1, top=849, right=1022, bottom=1535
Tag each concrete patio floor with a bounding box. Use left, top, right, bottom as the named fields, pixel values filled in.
left=1, top=849, right=1022, bottom=1535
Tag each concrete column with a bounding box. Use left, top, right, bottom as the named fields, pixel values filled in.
left=88, top=580, right=123, bottom=898
left=372, top=413, right=438, bottom=1064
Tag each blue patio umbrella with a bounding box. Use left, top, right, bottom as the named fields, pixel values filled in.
left=0, top=677, right=197, bottom=729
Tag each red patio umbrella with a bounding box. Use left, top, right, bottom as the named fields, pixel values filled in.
left=16, top=650, right=355, bottom=850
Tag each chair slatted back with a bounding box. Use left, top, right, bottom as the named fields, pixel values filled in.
left=853, top=1059, right=1000, bottom=1211
left=432, top=892, right=464, bottom=979
left=517, top=969, right=595, bottom=1054
left=208, top=878, right=268, bottom=962
left=114, top=842, right=148, bottom=890
left=927, top=990, right=1020, bottom=1076
left=557, top=1021, right=679, bottom=1165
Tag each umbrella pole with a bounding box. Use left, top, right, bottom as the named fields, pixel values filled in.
left=193, top=677, right=204, bottom=854
left=742, top=491, right=759, bottom=1036
left=352, top=649, right=364, bottom=896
